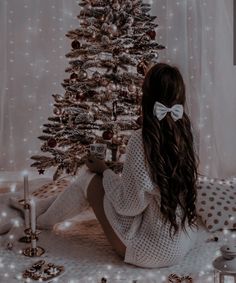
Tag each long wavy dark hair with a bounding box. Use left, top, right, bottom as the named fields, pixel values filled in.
left=142, top=63, right=198, bottom=236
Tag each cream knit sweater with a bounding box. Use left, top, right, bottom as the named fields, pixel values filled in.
left=102, top=129, right=197, bottom=268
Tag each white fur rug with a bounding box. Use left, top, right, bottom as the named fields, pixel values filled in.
left=0, top=208, right=234, bottom=283
left=0, top=178, right=235, bottom=283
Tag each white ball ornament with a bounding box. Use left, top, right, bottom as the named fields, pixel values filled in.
left=128, top=84, right=136, bottom=93
left=80, top=70, right=88, bottom=80
left=127, top=17, right=134, bottom=26
left=85, top=4, right=92, bottom=9
left=115, top=84, right=120, bottom=91
left=102, top=35, right=110, bottom=44
left=102, top=23, right=109, bottom=32
left=108, top=24, right=118, bottom=36
left=92, top=32, right=96, bottom=39
left=108, top=83, right=117, bottom=92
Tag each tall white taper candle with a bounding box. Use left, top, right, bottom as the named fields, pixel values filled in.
left=24, top=207, right=30, bottom=229
left=30, top=198, right=36, bottom=234
left=23, top=174, right=29, bottom=202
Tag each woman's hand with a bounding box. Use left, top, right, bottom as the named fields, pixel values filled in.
left=85, top=154, right=109, bottom=175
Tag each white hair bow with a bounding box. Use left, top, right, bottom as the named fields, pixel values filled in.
left=153, top=101, right=184, bottom=122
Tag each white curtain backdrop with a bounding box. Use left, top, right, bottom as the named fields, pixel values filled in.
left=0, top=0, right=235, bottom=179
left=154, top=0, right=236, bottom=178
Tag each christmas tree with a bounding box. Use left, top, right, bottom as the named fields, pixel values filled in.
left=31, top=0, right=165, bottom=180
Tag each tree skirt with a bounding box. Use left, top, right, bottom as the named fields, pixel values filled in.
left=0, top=208, right=233, bottom=283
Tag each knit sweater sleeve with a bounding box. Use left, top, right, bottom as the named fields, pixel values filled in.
left=102, top=130, right=157, bottom=216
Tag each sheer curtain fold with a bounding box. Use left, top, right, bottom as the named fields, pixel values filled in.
left=155, top=0, right=236, bottom=178
left=0, top=0, right=235, bottom=178
left=0, top=0, right=78, bottom=176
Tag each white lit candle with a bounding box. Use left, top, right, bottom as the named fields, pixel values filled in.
left=30, top=198, right=36, bottom=234
left=24, top=206, right=30, bottom=229
left=23, top=174, right=29, bottom=202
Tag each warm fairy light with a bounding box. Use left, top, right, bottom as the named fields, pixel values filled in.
left=58, top=221, right=72, bottom=230
left=1, top=211, right=7, bottom=217
left=16, top=274, right=22, bottom=280
left=206, top=276, right=214, bottom=282
left=161, top=275, right=167, bottom=282
left=9, top=264, right=15, bottom=269
left=12, top=218, right=20, bottom=227
left=223, top=229, right=229, bottom=235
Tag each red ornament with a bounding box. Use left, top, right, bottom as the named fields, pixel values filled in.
left=75, top=92, right=85, bottom=101
left=102, top=130, right=114, bottom=140
left=70, top=73, right=78, bottom=80
left=71, top=40, right=80, bottom=49
left=53, top=107, right=62, bottom=115
left=137, top=61, right=148, bottom=76
left=87, top=90, right=98, bottom=98
left=146, top=30, right=156, bottom=40
left=112, top=47, right=120, bottom=56
left=47, top=138, right=57, bottom=148
left=119, top=91, right=128, bottom=97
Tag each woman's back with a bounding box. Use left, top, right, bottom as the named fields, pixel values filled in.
left=103, top=129, right=198, bottom=268
left=102, top=63, right=199, bottom=268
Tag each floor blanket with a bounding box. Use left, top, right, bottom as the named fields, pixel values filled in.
left=0, top=208, right=234, bottom=283
left=0, top=179, right=235, bottom=283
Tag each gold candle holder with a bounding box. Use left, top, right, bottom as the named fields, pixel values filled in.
left=18, top=200, right=33, bottom=243
left=23, top=232, right=45, bottom=257
left=19, top=228, right=32, bottom=243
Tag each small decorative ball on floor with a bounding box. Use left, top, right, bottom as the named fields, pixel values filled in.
left=206, top=236, right=219, bottom=242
